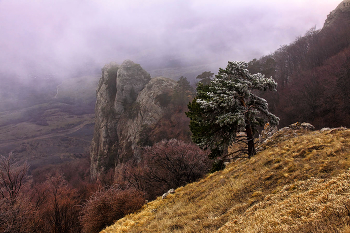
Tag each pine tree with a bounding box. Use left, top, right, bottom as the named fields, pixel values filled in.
left=196, top=71, right=214, bottom=85
left=172, top=76, right=194, bottom=106
left=186, top=61, right=279, bottom=160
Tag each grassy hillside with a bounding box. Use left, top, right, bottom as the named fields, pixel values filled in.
left=101, top=127, right=350, bottom=233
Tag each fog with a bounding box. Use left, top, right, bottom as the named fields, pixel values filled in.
left=0, top=0, right=341, bottom=80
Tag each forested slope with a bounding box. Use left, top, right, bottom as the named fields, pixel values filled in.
left=248, top=6, right=350, bottom=128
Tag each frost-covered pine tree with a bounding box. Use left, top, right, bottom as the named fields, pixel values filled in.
left=186, top=61, right=279, bottom=160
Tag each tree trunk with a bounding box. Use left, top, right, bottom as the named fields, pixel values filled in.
left=245, top=123, right=256, bottom=158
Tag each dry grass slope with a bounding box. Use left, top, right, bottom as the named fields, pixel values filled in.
left=101, top=128, right=350, bottom=233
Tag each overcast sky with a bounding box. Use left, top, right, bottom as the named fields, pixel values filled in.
left=0, top=0, right=342, bottom=79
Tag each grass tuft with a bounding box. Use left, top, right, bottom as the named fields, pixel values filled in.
left=101, top=128, right=350, bottom=233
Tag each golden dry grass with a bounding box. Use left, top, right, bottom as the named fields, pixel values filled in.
left=101, top=128, right=350, bottom=233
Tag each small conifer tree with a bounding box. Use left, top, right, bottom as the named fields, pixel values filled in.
left=196, top=71, right=214, bottom=85
left=172, top=76, right=194, bottom=106
left=186, top=61, right=279, bottom=160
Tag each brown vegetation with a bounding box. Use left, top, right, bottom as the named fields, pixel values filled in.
left=80, top=186, right=145, bottom=233
left=101, top=128, right=350, bottom=233
left=34, top=174, right=81, bottom=233
left=116, top=139, right=211, bottom=200
left=0, top=154, right=34, bottom=232
left=0, top=137, right=210, bottom=232
left=0, top=154, right=97, bottom=233
left=248, top=19, right=350, bottom=129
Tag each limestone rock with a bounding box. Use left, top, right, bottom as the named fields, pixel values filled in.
left=90, top=60, right=150, bottom=178
left=114, top=60, right=151, bottom=116
left=162, top=189, right=175, bottom=199
left=259, top=123, right=315, bottom=150
left=90, top=60, right=176, bottom=179
left=288, top=122, right=315, bottom=131
left=300, top=122, right=315, bottom=131
left=90, top=62, right=120, bottom=178
left=117, top=77, right=177, bottom=161
left=324, top=0, right=350, bottom=28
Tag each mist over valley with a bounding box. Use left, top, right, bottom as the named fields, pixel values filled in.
left=1, top=1, right=350, bottom=232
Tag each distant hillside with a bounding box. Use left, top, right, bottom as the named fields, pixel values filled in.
left=101, top=127, right=350, bottom=233
left=248, top=0, right=350, bottom=129
left=0, top=74, right=99, bottom=171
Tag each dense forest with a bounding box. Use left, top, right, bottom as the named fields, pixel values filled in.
left=248, top=15, right=350, bottom=128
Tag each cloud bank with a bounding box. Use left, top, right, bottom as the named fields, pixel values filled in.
left=0, top=0, right=341, bottom=79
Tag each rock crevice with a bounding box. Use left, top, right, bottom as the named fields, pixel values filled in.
left=90, top=60, right=176, bottom=178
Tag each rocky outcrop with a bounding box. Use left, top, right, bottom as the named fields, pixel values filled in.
left=116, top=77, right=177, bottom=162
left=90, top=60, right=176, bottom=178
left=162, top=189, right=175, bottom=199
left=323, top=0, right=350, bottom=28
left=114, top=60, right=152, bottom=116
left=258, top=122, right=316, bottom=151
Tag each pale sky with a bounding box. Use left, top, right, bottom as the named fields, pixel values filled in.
left=0, top=0, right=342, bottom=79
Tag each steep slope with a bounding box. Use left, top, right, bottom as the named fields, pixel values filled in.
left=101, top=127, right=350, bottom=233
left=248, top=0, right=350, bottom=129
left=324, top=0, right=350, bottom=28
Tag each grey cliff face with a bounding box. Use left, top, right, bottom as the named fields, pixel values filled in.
left=117, top=77, right=177, bottom=161
left=90, top=60, right=175, bottom=179
left=114, top=60, right=151, bottom=116
left=91, top=60, right=150, bottom=178
left=90, top=62, right=119, bottom=179
left=324, top=0, right=350, bottom=28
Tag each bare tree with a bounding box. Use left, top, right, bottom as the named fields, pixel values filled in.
left=0, top=153, right=34, bottom=233
left=37, top=174, right=81, bottom=233
left=80, top=185, right=144, bottom=233
left=142, top=139, right=211, bottom=198
left=0, top=153, right=28, bottom=203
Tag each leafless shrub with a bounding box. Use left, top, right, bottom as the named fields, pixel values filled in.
left=0, top=153, right=35, bottom=232
left=33, top=173, right=81, bottom=233
left=80, top=185, right=145, bottom=233
left=116, top=139, right=211, bottom=200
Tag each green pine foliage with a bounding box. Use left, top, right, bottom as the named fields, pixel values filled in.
left=196, top=71, right=214, bottom=85
left=172, top=76, right=194, bottom=106
left=187, top=61, right=279, bottom=159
